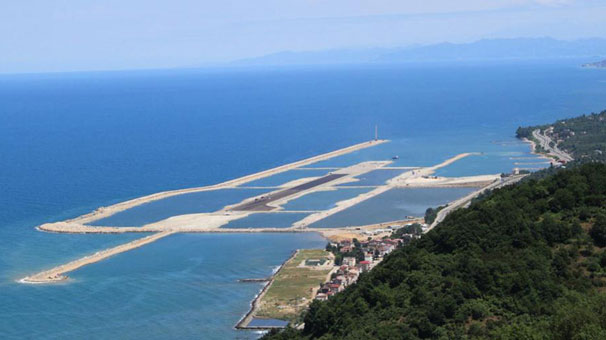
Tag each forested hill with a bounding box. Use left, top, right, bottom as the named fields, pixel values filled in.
left=264, top=163, right=606, bottom=339
left=516, top=110, right=606, bottom=162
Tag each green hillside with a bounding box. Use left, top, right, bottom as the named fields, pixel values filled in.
left=264, top=163, right=606, bottom=339
left=517, top=110, right=606, bottom=162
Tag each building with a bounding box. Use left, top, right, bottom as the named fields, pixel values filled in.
left=315, top=293, right=328, bottom=301
left=342, top=257, right=356, bottom=267
left=358, top=261, right=371, bottom=272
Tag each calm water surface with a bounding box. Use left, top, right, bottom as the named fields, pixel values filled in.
left=1, top=61, right=606, bottom=339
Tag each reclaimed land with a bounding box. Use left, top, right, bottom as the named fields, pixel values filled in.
left=22, top=150, right=512, bottom=284
left=238, top=249, right=334, bottom=329
left=69, top=139, right=387, bottom=226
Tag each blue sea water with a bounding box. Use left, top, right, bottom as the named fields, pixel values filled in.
left=282, top=188, right=373, bottom=211
left=1, top=60, right=606, bottom=339
left=1, top=233, right=326, bottom=339
left=247, top=318, right=289, bottom=328
left=308, top=188, right=476, bottom=228
left=338, top=168, right=408, bottom=186
left=89, top=188, right=271, bottom=227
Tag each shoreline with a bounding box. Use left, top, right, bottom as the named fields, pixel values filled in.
left=522, top=137, right=552, bottom=162
left=235, top=250, right=300, bottom=330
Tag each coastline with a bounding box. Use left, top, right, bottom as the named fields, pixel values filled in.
left=235, top=250, right=300, bottom=330
left=521, top=137, right=551, bottom=162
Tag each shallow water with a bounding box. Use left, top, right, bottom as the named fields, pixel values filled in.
left=338, top=168, right=408, bottom=186
left=88, top=189, right=271, bottom=227
left=309, top=188, right=476, bottom=228
left=281, top=188, right=373, bottom=211
left=0, top=233, right=326, bottom=340
left=434, top=141, right=542, bottom=177
left=221, top=212, right=310, bottom=229
left=1, top=61, right=606, bottom=339
left=248, top=318, right=289, bottom=327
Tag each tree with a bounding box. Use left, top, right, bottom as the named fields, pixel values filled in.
left=590, top=214, right=606, bottom=247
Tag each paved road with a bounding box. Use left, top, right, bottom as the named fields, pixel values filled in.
left=532, top=129, right=573, bottom=162
left=231, top=173, right=347, bottom=211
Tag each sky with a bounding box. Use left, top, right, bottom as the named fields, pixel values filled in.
left=1, top=0, right=606, bottom=73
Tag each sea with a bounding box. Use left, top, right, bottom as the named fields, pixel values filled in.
left=1, top=60, right=606, bottom=339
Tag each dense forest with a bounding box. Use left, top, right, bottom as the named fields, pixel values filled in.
left=516, top=110, right=606, bottom=162
left=264, top=163, right=606, bottom=339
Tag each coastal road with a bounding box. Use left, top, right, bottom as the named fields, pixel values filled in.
left=532, top=129, right=573, bottom=162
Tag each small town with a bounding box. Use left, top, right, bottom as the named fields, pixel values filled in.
left=314, top=223, right=425, bottom=301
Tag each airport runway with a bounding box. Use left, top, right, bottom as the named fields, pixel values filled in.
left=231, top=173, right=347, bottom=211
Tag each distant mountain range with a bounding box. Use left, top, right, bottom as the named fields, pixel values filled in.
left=232, top=38, right=606, bottom=66
left=582, top=59, right=606, bottom=68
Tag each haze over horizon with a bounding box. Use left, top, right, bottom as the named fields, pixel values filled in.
left=2, top=0, right=606, bottom=74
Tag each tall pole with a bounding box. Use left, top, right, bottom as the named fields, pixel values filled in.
left=375, top=125, right=378, bottom=141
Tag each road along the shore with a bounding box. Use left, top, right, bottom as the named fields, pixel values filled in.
left=531, top=129, right=573, bottom=162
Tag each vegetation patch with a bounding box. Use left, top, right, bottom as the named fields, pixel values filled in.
left=517, top=109, right=606, bottom=162
left=256, top=249, right=333, bottom=322
left=264, top=163, right=606, bottom=339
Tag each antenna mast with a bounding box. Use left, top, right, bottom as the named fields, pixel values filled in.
left=375, top=125, right=378, bottom=141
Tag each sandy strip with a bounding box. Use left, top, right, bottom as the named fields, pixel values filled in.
left=291, top=153, right=476, bottom=228
left=20, top=231, right=175, bottom=283
left=293, top=167, right=341, bottom=170
left=393, top=174, right=500, bottom=188
left=317, top=218, right=424, bottom=242
left=23, top=152, right=478, bottom=284
left=521, top=137, right=557, bottom=163
left=291, top=186, right=392, bottom=228
left=36, top=162, right=392, bottom=235
left=429, top=152, right=477, bottom=170
left=69, top=140, right=387, bottom=225
left=379, top=167, right=421, bottom=170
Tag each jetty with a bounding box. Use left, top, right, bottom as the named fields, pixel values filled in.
left=21, top=231, right=175, bottom=283
left=20, top=141, right=527, bottom=284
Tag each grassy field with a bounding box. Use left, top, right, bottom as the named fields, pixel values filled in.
left=255, top=249, right=333, bottom=321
